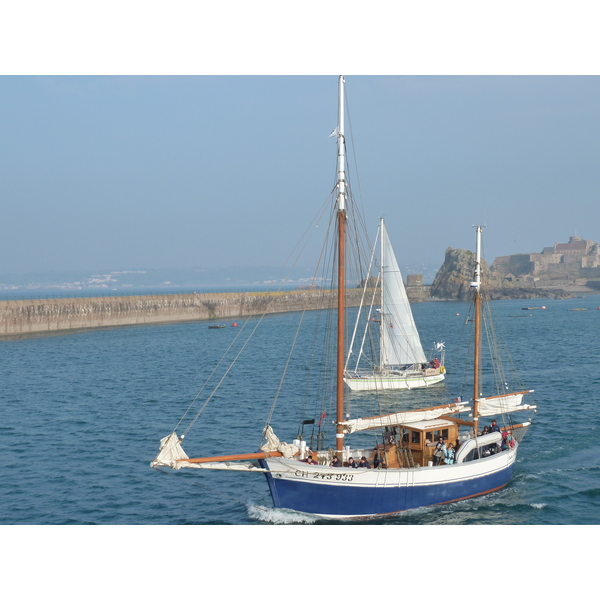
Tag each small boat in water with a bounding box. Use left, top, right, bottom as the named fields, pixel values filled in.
left=151, top=76, right=537, bottom=520
left=208, top=325, right=226, bottom=329
left=343, top=217, right=445, bottom=391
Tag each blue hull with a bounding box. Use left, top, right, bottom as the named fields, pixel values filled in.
left=259, top=459, right=514, bottom=518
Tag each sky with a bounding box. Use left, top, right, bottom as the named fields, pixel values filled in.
left=1, top=4, right=600, bottom=279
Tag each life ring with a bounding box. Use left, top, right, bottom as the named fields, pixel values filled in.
left=440, top=366, right=446, bottom=374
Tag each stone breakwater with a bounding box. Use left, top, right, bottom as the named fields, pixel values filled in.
left=0, top=289, right=362, bottom=337
left=0, top=285, right=431, bottom=338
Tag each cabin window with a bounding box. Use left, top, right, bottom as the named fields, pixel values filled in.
left=463, top=443, right=499, bottom=463
left=480, top=443, right=498, bottom=457
left=431, top=429, right=449, bottom=441
left=464, top=449, right=478, bottom=462
left=411, top=431, right=420, bottom=445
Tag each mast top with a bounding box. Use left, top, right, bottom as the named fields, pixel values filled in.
left=470, top=225, right=484, bottom=290
left=336, top=75, right=346, bottom=212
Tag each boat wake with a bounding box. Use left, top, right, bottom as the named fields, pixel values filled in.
left=247, top=504, right=320, bottom=524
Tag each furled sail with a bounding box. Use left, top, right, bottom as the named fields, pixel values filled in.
left=380, top=221, right=427, bottom=366
left=151, top=431, right=190, bottom=469
left=477, top=392, right=536, bottom=417
left=339, top=402, right=469, bottom=434
left=260, top=426, right=298, bottom=458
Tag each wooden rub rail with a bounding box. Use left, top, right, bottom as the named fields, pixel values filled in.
left=0, top=289, right=375, bottom=338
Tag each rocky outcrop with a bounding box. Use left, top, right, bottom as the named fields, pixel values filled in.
left=431, top=247, right=485, bottom=300
left=430, top=247, right=576, bottom=300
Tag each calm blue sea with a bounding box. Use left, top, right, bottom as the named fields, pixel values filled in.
left=2, top=294, right=599, bottom=528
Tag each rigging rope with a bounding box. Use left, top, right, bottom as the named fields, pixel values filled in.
left=175, top=191, right=337, bottom=440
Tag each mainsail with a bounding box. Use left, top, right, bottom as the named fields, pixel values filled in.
left=380, top=220, right=427, bottom=366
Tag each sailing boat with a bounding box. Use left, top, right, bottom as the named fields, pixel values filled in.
left=344, top=217, right=445, bottom=391
left=151, top=76, right=537, bottom=519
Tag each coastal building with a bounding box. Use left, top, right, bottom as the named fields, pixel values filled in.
left=492, top=235, right=600, bottom=280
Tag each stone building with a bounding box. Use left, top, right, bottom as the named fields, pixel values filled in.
left=492, top=236, right=600, bottom=279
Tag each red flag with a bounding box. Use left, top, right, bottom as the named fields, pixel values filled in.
left=318, top=411, right=327, bottom=427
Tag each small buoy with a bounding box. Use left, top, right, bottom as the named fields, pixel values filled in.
left=232, top=322, right=238, bottom=327
left=542, top=306, right=546, bottom=309
left=456, top=313, right=460, bottom=316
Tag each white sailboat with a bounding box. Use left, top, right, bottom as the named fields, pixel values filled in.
left=344, top=217, right=445, bottom=391
left=151, top=76, right=537, bottom=520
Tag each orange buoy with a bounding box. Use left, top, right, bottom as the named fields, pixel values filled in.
left=232, top=322, right=238, bottom=327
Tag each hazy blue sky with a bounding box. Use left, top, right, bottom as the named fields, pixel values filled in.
left=2, top=4, right=599, bottom=278
left=2, top=75, right=599, bottom=276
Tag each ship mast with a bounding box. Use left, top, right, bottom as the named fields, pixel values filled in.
left=336, top=75, right=347, bottom=454
left=472, top=225, right=483, bottom=435
left=379, top=217, right=385, bottom=371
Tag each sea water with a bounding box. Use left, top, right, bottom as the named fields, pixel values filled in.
left=1, top=294, right=599, bottom=526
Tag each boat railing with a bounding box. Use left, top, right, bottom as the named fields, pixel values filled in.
left=299, top=448, right=387, bottom=468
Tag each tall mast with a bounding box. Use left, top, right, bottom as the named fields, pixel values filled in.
left=379, top=217, right=385, bottom=370
left=336, top=75, right=347, bottom=454
left=471, top=225, right=483, bottom=435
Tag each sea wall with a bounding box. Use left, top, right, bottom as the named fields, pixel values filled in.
left=0, top=285, right=431, bottom=338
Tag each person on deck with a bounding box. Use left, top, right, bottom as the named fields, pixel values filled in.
left=507, top=430, right=515, bottom=449
left=330, top=456, right=342, bottom=467
left=433, top=437, right=446, bottom=466
left=347, top=457, right=358, bottom=468
left=490, top=420, right=501, bottom=433
left=373, top=451, right=384, bottom=469
left=358, top=456, right=371, bottom=469
left=501, top=430, right=515, bottom=451
left=444, top=443, right=456, bottom=465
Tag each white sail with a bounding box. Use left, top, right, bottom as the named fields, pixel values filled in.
left=477, top=392, right=537, bottom=416
left=260, top=425, right=299, bottom=458
left=151, top=432, right=190, bottom=469
left=340, top=402, right=469, bottom=434
left=380, top=220, right=427, bottom=366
